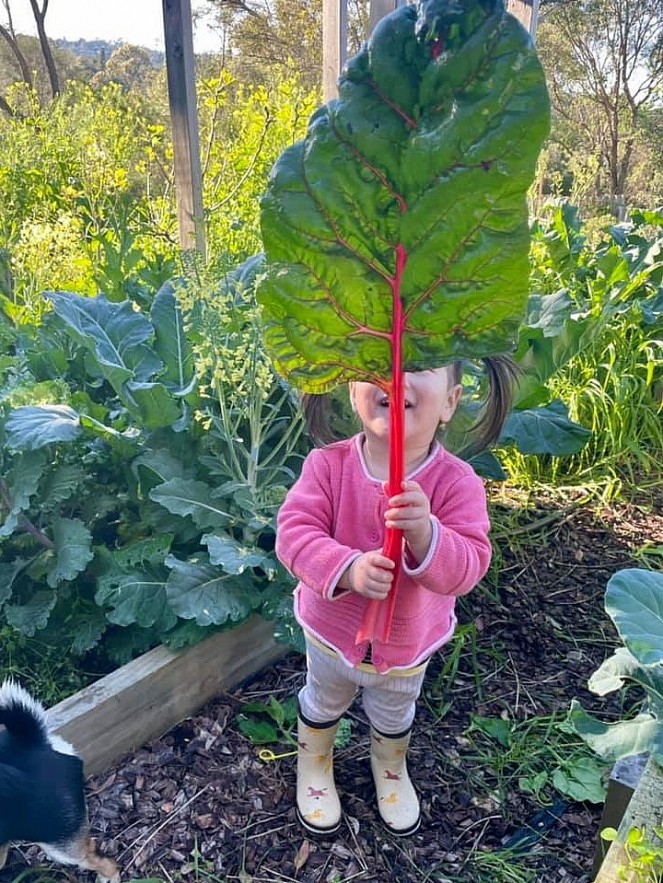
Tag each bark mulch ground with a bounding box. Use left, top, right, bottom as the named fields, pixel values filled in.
left=3, top=490, right=662, bottom=883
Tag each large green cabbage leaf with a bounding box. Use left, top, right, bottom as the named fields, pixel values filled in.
left=258, top=0, right=550, bottom=391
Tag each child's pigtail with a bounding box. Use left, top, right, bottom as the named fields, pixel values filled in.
left=301, top=394, right=338, bottom=447
left=468, top=355, right=519, bottom=452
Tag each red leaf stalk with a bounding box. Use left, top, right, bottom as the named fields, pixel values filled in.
left=356, top=244, right=407, bottom=645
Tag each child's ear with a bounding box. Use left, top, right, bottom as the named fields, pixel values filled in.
left=440, top=383, right=462, bottom=423
left=348, top=383, right=357, bottom=412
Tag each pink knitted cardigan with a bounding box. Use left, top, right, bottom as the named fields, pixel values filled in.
left=275, top=434, right=491, bottom=673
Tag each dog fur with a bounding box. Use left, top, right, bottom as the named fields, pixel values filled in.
left=0, top=679, right=119, bottom=881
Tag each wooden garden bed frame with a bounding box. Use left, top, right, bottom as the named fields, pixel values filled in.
left=45, top=616, right=285, bottom=776
left=595, top=756, right=663, bottom=882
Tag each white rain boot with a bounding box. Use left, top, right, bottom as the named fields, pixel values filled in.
left=296, top=715, right=342, bottom=835
left=370, top=727, right=421, bottom=835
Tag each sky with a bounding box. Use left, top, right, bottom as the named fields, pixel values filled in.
left=6, top=0, right=221, bottom=53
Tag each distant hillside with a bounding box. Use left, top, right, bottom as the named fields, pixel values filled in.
left=54, top=38, right=165, bottom=68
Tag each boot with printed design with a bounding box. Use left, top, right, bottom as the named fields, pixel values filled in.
left=370, top=727, right=421, bottom=835
left=296, top=715, right=342, bottom=835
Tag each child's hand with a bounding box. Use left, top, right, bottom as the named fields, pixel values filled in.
left=347, top=551, right=394, bottom=600
left=385, top=480, right=432, bottom=564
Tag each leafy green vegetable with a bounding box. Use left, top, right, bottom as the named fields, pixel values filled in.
left=569, top=568, right=663, bottom=764
left=0, top=276, right=304, bottom=660
left=258, top=0, right=550, bottom=390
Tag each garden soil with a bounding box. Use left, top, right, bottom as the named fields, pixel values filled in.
left=2, top=491, right=662, bottom=883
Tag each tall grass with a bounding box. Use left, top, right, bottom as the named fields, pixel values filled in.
left=501, top=207, right=663, bottom=496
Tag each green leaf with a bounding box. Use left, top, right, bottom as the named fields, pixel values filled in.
left=600, top=827, right=619, bottom=843
left=133, top=448, right=192, bottom=488
left=0, top=559, right=24, bottom=605
left=201, top=533, right=276, bottom=577
left=470, top=714, right=512, bottom=747
left=69, top=610, right=108, bottom=654
left=77, top=414, right=139, bottom=453
left=523, top=290, right=574, bottom=338
left=5, top=405, right=81, bottom=450
left=113, top=535, right=174, bottom=568
left=552, top=756, right=606, bottom=804
left=41, top=464, right=85, bottom=510
left=46, top=518, right=94, bottom=587
left=606, top=568, right=663, bottom=666
left=500, top=401, right=592, bottom=455
left=2, top=450, right=47, bottom=518
left=5, top=590, right=57, bottom=635
left=150, top=282, right=196, bottom=392
left=164, top=555, right=255, bottom=626
left=518, top=770, right=548, bottom=798
left=587, top=647, right=663, bottom=706
left=588, top=647, right=642, bottom=696
left=514, top=309, right=599, bottom=408
left=0, top=511, right=19, bottom=540
left=258, top=0, right=550, bottom=392
left=125, top=381, right=182, bottom=429
left=47, top=292, right=162, bottom=394
left=96, top=569, right=176, bottom=629
left=150, top=479, right=231, bottom=529
left=568, top=701, right=662, bottom=762
left=335, top=717, right=353, bottom=748
left=162, top=619, right=220, bottom=650
left=237, top=715, right=279, bottom=745
left=268, top=696, right=286, bottom=727
left=465, top=449, right=506, bottom=481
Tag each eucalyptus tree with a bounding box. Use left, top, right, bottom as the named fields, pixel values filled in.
left=199, top=0, right=369, bottom=89
left=537, top=0, right=663, bottom=215
left=0, top=0, right=60, bottom=113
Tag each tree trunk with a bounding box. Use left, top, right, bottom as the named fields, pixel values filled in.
left=0, top=92, right=14, bottom=116
left=28, top=0, right=60, bottom=98
left=0, top=23, right=33, bottom=86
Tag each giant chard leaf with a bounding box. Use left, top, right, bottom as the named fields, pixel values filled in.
left=258, top=0, right=549, bottom=642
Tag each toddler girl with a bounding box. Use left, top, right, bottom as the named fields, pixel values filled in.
left=275, top=357, right=516, bottom=836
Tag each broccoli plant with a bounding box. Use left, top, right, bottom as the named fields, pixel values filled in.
left=570, top=568, right=663, bottom=764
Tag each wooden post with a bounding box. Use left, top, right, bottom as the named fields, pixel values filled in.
left=369, top=0, right=398, bottom=36
left=162, top=0, right=206, bottom=258
left=322, top=0, right=348, bottom=101
left=506, top=0, right=541, bottom=40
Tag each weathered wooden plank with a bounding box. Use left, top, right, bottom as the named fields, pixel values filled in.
left=162, top=0, right=206, bottom=257
left=46, top=617, right=285, bottom=776
left=507, top=0, right=541, bottom=39
left=595, top=756, right=663, bottom=883
left=593, top=754, right=649, bottom=875
left=368, top=0, right=398, bottom=37
left=322, top=0, right=348, bottom=101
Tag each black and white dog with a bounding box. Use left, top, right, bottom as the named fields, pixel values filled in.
left=0, top=680, right=119, bottom=881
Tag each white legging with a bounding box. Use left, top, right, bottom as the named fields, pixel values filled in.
left=298, top=635, right=428, bottom=735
